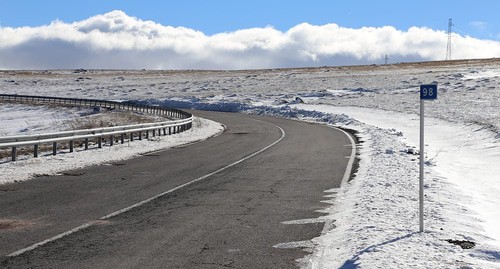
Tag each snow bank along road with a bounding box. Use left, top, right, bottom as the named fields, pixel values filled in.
left=0, top=110, right=354, bottom=268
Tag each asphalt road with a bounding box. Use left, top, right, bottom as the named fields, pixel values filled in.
left=0, top=111, right=354, bottom=268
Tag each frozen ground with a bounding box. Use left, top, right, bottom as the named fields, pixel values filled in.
left=1, top=59, right=499, bottom=268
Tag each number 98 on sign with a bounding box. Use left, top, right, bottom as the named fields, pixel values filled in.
left=420, top=84, right=437, bottom=100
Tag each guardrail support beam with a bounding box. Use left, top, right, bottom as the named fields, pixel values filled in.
left=34, top=144, right=39, bottom=158
left=69, top=140, right=74, bottom=153
left=53, top=142, right=57, bottom=155
left=12, top=147, right=17, bottom=162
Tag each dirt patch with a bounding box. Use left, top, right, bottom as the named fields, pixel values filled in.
left=445, top=239, right=475, bottom=249
left=0, top=219, right=34, bottom=230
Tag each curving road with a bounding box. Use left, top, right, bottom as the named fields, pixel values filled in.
left=0, top=111, right=354, bottom=268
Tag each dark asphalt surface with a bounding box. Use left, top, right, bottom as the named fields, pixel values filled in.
left=0, top=111, right=353, bottom=268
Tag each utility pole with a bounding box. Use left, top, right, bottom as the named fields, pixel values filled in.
left=446, top=18, right=453, bottom=61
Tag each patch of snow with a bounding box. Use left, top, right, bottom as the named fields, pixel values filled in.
left=462, top=69, right=500, bottom=80
left=0, top=103, right=95, bottom=135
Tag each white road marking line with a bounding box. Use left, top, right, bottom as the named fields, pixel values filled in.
left=7, top=223, right=93, bottom=257
left=314, top=126, right=357, bottom=269
left=334, top=128, right=357, bottom=188
left=7, top=119, right=285, bottom=257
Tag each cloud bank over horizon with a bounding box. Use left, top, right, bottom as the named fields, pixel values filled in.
left=1, top=10, right=499, bottom=70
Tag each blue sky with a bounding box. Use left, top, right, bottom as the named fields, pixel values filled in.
left=0, top=0, right=499, bottom=40
left=0, top=1, right=499, bottom=69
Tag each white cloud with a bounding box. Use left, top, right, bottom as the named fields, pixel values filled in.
left=0, top=10, right=499, bottom=70
left=470, top=21, right=488, bottom=30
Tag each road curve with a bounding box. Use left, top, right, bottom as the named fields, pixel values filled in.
left=0, top=111, right=354, bottom=268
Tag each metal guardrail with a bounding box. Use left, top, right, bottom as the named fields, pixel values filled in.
left=0, top=94, right=193, bottom=161
left=0, top=94, right=191, bottom=119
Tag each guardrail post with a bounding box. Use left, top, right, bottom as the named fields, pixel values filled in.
left=152, top=130, right=156, bottom=137
left=146, top=130, right=150, bottom=139
left=131, top=133, right=134, bottom=141
left=69, top=140, right=74, bottom=153
left=163, top=128, right=166, bottom=135
left=98, top=137, right=102, bottom=148
left=12, top=147, right=17, bottom=162
left=121, top=133, right=125, bottom=144
left=110, top=135, right=114, bottom=146
left=138, top=131, right=142, bottom=140
left=169, top=127, right=172, bottom=135
left=158, top=128, right=161, bottom=136
left=53, top=142, right=57, bottom=155
left=34, top=144, right=39, bottom=158
left=85, top=138, right=89, bottom=150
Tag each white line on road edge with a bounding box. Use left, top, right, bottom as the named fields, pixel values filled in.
left=334, top=127, right=357, bottom=188
left=7, top=119, right=285, bottom=257
left=313, top=126, right=357, bottom=269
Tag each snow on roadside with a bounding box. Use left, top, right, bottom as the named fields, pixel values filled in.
left=0, top=117, right=224, bottom=184
left=286, top=105, right=500, bottom=269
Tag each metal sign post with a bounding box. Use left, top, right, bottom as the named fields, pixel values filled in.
left=419, top=84, right=437, bottom=232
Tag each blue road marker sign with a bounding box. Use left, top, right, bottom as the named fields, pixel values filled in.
left=420, top=84, right=437, bottom=100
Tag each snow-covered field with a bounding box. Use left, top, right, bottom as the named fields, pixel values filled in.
left=0, top=103, right=96, bottom=136
left=1, top=59, right=499, bottom=268
left=0, top=103, right=169, bottom=136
